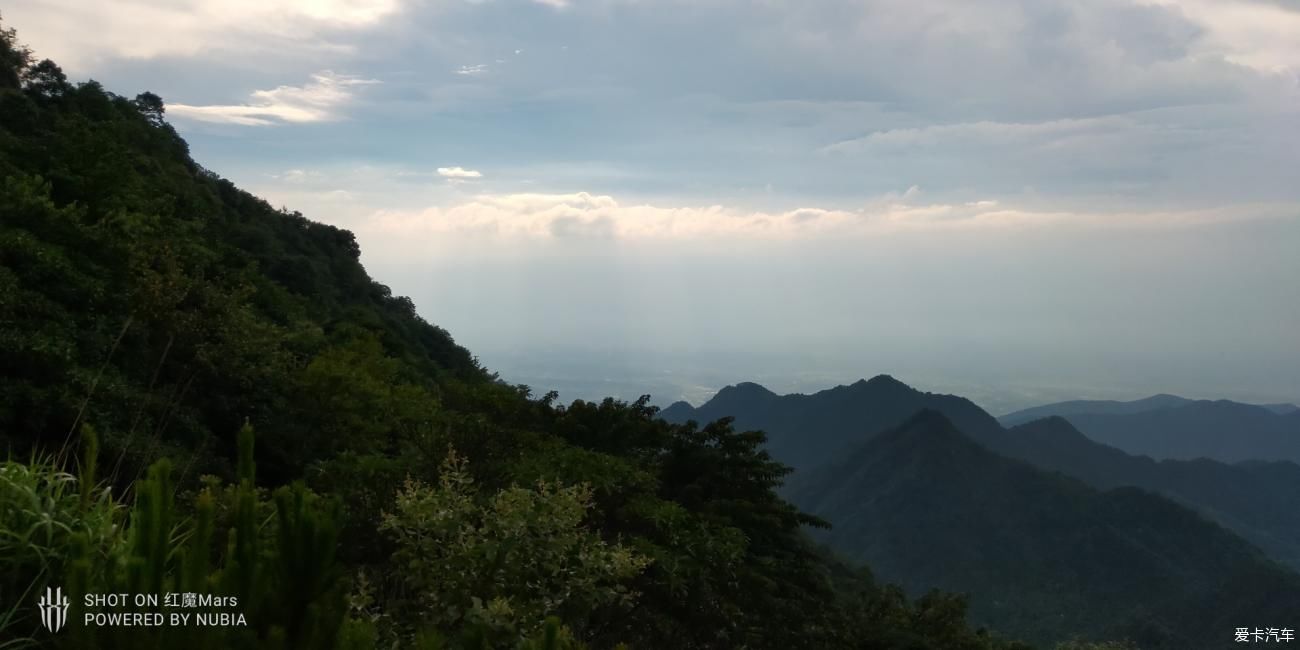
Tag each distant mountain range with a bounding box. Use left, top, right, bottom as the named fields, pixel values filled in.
left=999, top=394, right=1299, bottom=426
left=660, top=376, right=1300, bottom=645
left=784, top=410, right=1300, bottom=648
left=999, top=395, right=1300, bottom=463
left=1002, top=416, right=1300, bottom=569
left=660, top=375, right=1004, bottom=472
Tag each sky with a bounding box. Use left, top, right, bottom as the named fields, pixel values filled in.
left=7, top=0, right=1300, bottom=413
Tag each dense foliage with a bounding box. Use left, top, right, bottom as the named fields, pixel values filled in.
left=0, top=20, right=1026, bottom=649
left=378, top=450, right=650, bottom=643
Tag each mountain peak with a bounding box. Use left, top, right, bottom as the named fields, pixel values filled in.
left=705, top=382, right=779, bottom=410
left=714, top=381, right=777, bottom=400
left=840, top=374, right=917, bottom=398
left=872, top=408, right=971, bottom=450
left=860, top=374, right=910, bottom=389
left=655, top=400, right=698, bottom=425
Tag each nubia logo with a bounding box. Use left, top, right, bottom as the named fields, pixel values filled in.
left=38, top=586, right=70, bottom=633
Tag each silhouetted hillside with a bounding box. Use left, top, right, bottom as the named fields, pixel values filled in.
left=999, top=394, right=1193, bottom=426
left=1001, top=395, right=1299, bottom=427
left=1062, top=400, right=1300, bottom=463
left=664, top=378, right=1300, bottom=570
left=660, top=375, right=1003, bottom=469
left=1007, top=417, right=1300, bottom=569
left=785, top=411, right=1300, bottom=649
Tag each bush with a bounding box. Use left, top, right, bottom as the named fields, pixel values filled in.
left=380, top=449, right=650, bottom=646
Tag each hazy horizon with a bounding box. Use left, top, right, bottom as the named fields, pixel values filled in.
left=451, top=341, right=1300, bottom=417
left=10, top=0, right=1298, bottom=410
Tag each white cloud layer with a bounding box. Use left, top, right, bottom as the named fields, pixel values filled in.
left=360, top=191, right=1299, bottom=244
left=437, top=167, right=484, bottom=179
left=3, top=0, right=404, bottom=68
left=168, top=72, right=378, bottom=126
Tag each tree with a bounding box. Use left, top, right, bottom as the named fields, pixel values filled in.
left=0, top=15, right=31, bottom=89
left=23, top=58, right=69, bottom=98
left=380, top=449, right=650, bottom=646
left=134, top=91, right=165, bottom=126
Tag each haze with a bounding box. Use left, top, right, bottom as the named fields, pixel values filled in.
left=10, top=0, right=1298, bottom=412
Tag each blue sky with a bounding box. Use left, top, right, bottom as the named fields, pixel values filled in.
left=8, top=0, right=1300, bottom=411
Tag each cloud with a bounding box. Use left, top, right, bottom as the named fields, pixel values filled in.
left=15, top=0, right=1299, bottom=218
left=3, top=0, right=406, bottom=69
left=168, top=71, right=378, bottom=126
left=1139, top=0, right=1300, bottom=74
left=359, top=190, right=1299, bottom=245
left=822, top=117, right=1135, bottom=153
left=437, top=167, right=485, bottom=183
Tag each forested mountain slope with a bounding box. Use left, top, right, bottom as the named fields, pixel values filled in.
left=0, top=20, right=1033, bottom=649
left=1007, top=417, right=1300, bottom=568
left=785, top=411, right=1300, bottom=649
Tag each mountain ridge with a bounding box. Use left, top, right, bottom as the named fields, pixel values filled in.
left=660, top=374, right=1004, bottom=470
left=1001, top=395, right=1300, bottom=426
left=1061, top=401, right=1300, bottom=464
left=784, top=410, right=1300, bottom=649
left=661, top=377, right=1300, bottom=570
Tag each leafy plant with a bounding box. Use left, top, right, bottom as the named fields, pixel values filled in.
left=381, top=449, right=649, bottom=646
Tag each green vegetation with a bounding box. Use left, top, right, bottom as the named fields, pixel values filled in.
left=785, top=410, right=1300, bottom=649
left=0, top=19, right=1028, bottom=649
left=379, top=450, right=650, bottom=644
